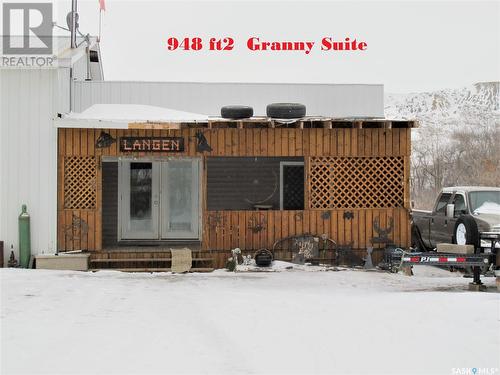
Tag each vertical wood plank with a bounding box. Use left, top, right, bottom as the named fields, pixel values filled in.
left=386, top=129, right=393, bottom=156
left=371, top=129, right=378, bottom=156
left=337, top=129, right=344, bottom=156
left=344, top=129, right=350, bottom=156
left=282, top=210, right=289, bottom=241
left=267, top=210, right=274, bottom=250
left=296, top=129, right=303, bottom=155
left=358, top=129, right=365, bottom=157
left=302, top=129, right=310, bottom=157
left=392, top=129, right=400, bottom=156
left=238, top=211, right=246, bottom=249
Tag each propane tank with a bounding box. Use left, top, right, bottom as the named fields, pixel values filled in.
left=18, top=204, right=31, bottom=268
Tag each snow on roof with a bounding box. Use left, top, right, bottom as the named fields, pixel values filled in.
left=65, top=104, right=209, bottom=122
left=0, top=36, right=98, bottom=67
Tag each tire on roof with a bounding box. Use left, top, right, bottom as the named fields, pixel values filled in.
left=221, top=105, right=254, bottom=119
left=266, top=103, right=306, bottom=119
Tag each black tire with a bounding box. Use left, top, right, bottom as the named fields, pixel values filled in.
left=266, top=103, right=306, bottom=119
left=452, top=215, right=480, bottom=249
left=221, top=105, right=253, bottom=119
left=411, top=224, right=428, bottom=251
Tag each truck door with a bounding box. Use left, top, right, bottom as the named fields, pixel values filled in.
left=448, top=193, right=467, bottom=242
left=430, top=192, right=452, bottom=247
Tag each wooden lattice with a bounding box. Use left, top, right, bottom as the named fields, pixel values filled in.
left=64, top=156, right=97, bottom=209
left=309, top=156, right=404, bottom=209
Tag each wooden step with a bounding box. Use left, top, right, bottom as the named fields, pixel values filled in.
left=90, top=257, right=213, bottom=263
left=92, top=267, right=214, bottom=273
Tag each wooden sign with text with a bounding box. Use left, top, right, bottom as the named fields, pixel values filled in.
left=119, top=137, right=184, bottom=152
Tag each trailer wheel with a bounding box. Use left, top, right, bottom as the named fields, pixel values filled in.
left=452, top=215, right=480, bottom=248
left=266, top=103, right=306, bottom=119
left=221, top=105, right=254, bottom=119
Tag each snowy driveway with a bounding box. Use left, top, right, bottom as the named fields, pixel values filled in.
left=1, top=267, right=499, bottom=375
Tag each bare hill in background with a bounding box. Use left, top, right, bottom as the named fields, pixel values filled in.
left=385, top=82, right=499, bottom=209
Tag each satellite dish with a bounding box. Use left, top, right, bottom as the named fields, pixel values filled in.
left=66, top=11, right=79, bottom=31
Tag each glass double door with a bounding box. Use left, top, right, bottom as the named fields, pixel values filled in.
left=119, top=159, right=200, bottom=240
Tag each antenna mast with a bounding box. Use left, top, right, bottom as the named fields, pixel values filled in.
left=70, top=0, right=77, bottom=48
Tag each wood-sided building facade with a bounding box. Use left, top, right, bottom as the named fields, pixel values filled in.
left=56, top=118, right=416, bottom=268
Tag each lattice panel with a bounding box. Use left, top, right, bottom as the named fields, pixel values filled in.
left=64, top=156, right=97, bottom=209
left=309, top=157, right=404, bottom=209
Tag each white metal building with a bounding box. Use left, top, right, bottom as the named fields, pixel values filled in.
left=0, top=37, right=385, bottom=263
left=0, top=37, right=103, bottom=261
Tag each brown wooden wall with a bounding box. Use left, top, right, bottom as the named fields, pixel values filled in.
left=57, top=127, right=411, bottom=253
left=201, top=209, right=409, bottom=251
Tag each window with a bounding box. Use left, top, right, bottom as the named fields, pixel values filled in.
left=280, top=162, right=305, bottom=210
left=207, top=157, right=304, bottom=211
left=469, top=191, right=500, bottom=213
left=435, top=193, right=452, bottom=214
left=452, top=194, right=467, bottom=216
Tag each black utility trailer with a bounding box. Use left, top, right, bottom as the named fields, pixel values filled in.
left=384, top=232, right=500, bottom=290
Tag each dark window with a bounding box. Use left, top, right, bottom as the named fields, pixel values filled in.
left=435, top=193, right=452, bottom=214
left=281, top=163, right=304, bottom=210
left=452, top=194, right=467, bottom=215
left=207, top=157, right=304, bottom=210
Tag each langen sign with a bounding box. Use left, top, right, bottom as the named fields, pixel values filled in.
left=120, top=137, right=184, bottom=152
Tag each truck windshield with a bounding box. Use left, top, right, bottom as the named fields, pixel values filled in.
left=469, top=191, right=500, bottom=213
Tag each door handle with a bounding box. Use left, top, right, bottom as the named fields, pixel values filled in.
left=153, top=200, right=159, bottom=206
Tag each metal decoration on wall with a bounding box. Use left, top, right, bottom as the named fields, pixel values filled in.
left=95, top=131, right=116, bottom=149
left=321, top=211, right=331, bottom=220
left=343, top=211, right=354, bottom=220
left=294, top=212, right=304, bottom=221
left=63, top=214, right=89, bottom=242
left=295, top=236, right=318, bottom=260
left=248, top=214, right=266, bottom=233
left=194, top=130, right=212, bottom=152
left=372, top=217, right=394, bottom=244
left=207, top=212, right=224, bottom=230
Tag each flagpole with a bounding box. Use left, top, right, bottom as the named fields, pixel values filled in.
left=98, top=9, right=102, bottom=42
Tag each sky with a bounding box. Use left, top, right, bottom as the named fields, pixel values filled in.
left=48, top=1, right=500, bottom=92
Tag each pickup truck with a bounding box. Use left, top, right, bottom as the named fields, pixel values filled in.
left=411, top=186, right=500, bottom=251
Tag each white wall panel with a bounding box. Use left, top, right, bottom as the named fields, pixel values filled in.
left=0, top=69, right=60, bottom=263
left=72, top=81, right=384, bottom=118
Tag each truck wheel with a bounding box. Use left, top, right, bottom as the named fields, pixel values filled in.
left=452, top=215, right=480, bottom=248
left=221, top=105, right=253, bottom=119
left=411, top=224, right=427, bottom=251
left=266, top=103, right=306, bottom=119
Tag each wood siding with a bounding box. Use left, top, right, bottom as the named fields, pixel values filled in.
left=57, top=127, right=411, bottom=256
left=202, top=208, right=409, bottom=265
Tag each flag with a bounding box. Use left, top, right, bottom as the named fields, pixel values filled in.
left=99, top=0, right=106, bottom=11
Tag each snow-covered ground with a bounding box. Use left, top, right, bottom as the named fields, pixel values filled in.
left=1, top=265, right=499, bottom=375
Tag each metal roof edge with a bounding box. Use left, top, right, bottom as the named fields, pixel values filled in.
left=74, top=80, right=384, bottom=87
